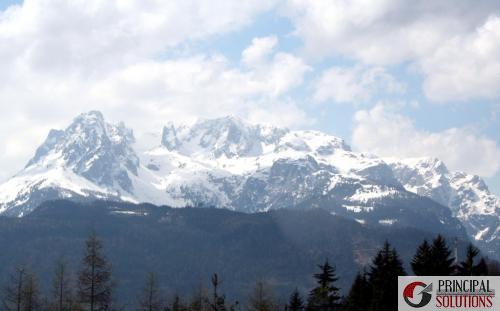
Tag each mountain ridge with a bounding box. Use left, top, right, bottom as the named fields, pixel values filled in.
left=0, top=111, right=497, bottom=258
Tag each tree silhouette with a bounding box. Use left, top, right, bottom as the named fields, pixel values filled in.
left=77, top=232, right=112, bottom=311
left=287, top=289, right=304, bottom=311
left=344, top=271, right=371, bottom=311
left=411, top=240, right=433, bottom=275
left=138, top=272, right=163, bottom=311
left=248, top=281, right=276, bottom=311
left=430, top=235, right=454, bottom=276
left=2, top=266, right=26, bottom=311
left=165, top=294, right=187, bottom=311
left=368, top=241, right=405, bottom=311
left=306, top=260, right=341, bottom=311
left=210, top=274, right=225, bottom=311
left=189, top=282, right=210, bottom=311
left=50, top=257, right=74, bottom=311
left=21, top=272, right=41, bottom=311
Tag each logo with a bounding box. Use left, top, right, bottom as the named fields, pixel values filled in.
left=403, top=281, right=433, bottom=308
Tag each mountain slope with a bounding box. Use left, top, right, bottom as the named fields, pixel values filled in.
left=0, top=199, right=473, bottom=304
left=0, top=111, right=497, bottom=258
left=386, top=157, right=500, bottom=258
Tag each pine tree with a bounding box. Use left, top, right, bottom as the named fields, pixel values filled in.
left=368, top=241, right=405, bottom=311
left=138, top=272, right=163, bottom=311
left=21, top=272, right=41, bottom=311
left=430, top=235, right=454, bottom=276
left=306, top=260, right=341, bottom=311
left=287, top=289, right=304, bottom=311
left=248, top=281, right=276, bottom=311
left=50, top=258, right=74, bottom=311
left=344, top=272, right=371, bottom=311
left=457, top=244, right=479, bottom=276
left=2, top=266, right=26, bottom=311
left=411, top=240, right=433, bottom=275
left=77, top=232, right=113, bottom=311
left=209, top=274, right=225, bottom=311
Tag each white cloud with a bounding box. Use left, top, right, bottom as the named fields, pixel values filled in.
left=0, top=1, right=314, bottom=181
left=352, top=104, right=500, bottom=177
left=313, top=66, right=405, bottom=104
left=421, top=16, right=500, bottom=102
left=0, top=0, right=278, bottom=77
left=284, top=0, right=500, bottom=102
left=242, top=35, right=278, bottom=67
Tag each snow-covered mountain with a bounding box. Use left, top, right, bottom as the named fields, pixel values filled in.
left=386, top=157, right=500, bottom=258
left=0, top=111, right=498, bottom=257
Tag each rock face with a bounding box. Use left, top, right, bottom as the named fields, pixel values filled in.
left=387, top=157, right=500, bottom=258
left=0, top=111, right=498, bottom=257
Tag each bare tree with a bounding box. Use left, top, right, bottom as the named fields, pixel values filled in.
left=2, top=266, right=26, bottom=311
left=138, top=272, right=163, bottom=311
left=50, top=257, right=75, bottom=311
left=210, top=274, right=225, bottom=311
left=21, top=272, right=41, bottom=311
left=77, top=232, right=112, bottom=311
left=248, top=281, right=276, bottom=311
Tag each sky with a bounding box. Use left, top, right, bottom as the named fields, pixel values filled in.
left=0, top=0, right=499, bottom=195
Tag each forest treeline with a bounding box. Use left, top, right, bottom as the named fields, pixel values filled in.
left=2, top=233, right=499, bottom=311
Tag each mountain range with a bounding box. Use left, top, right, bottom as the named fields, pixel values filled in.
left=0, top=111, right=498, bottom=258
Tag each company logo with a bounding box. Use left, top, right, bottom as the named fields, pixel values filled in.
left=403, top=281, right=433, bottom=308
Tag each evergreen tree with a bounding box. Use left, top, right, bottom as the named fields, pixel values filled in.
left=287, top=289, right=304, bottom=311
left=457, top=244, right=479, bottom=276
left=138, top=272, right=163, bottom=311
left=411, top=240, right=433, bottom=275
left=50, top=258, right=74, bottom=311
left=77, top=232, right=113, bottom=311
left=306, top=260, right=341, bottom=311
left=457, top=244, right=488, bottom=276
left=343, top=272, right=371, bottom=311
left=368, top=241, right=405, bottom=311
left=209, top=274, right=225, bottom=311
left=248, top=281, right=276, bottom=311
left=2, top=266, right=26, bottom=311
left=430, top=235, right=454, bottom=276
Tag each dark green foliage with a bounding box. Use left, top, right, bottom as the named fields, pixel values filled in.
left=0, top=200, right=472, bottom=303
left=457, top=244, right=488, bottom=276
left=287, top=289, right=304, bottom=311
left=77, top=233, right=112, bottom=311
left=306, top=260, right=341, bottom=311
left=368, top=241, right=405, bottom=311
left=430, top=235, right=454, bottom=276
left=457, top=244, right=479, bottom=276
left=411, top=240, right=433, bottom=275
left=343, top=272, right=370, bottom=311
